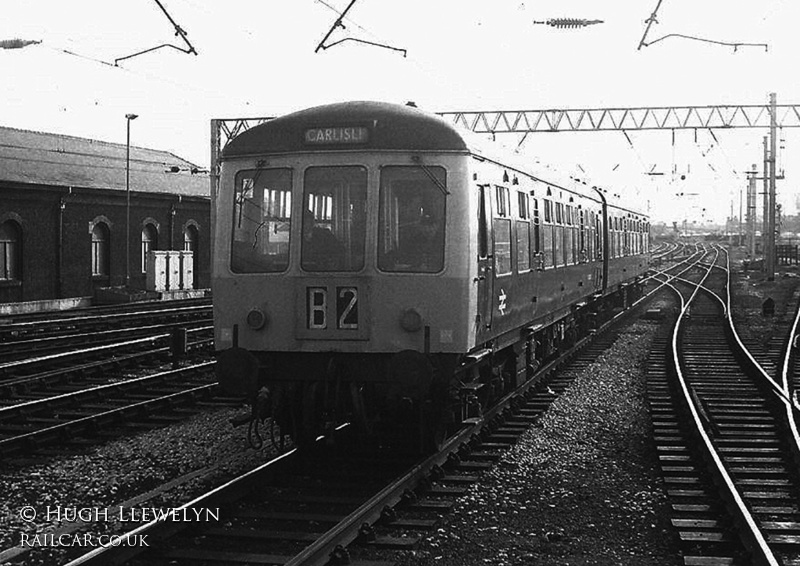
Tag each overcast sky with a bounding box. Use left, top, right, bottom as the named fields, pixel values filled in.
left=3, top=0, right=800, bottom=225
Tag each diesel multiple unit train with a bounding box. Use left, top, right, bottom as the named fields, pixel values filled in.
left=213, top=101, right=650, bottom=448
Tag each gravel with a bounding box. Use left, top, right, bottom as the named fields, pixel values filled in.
left=395, top=320, right=683, bottom=566
left=0, top=405, right=280, bottom=566
left=4, top=255, right=796, bottom=566
left=0, top=320, right=680, bottom=566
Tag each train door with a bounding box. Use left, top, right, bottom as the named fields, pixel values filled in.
left=600, top=203, right=609, bottom=290
left=476, top=184, right=494, bottom=337
left=489, top=185, right=512, bottom=324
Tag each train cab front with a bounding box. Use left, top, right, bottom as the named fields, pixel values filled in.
left=213, top=150, right=470, bottom=450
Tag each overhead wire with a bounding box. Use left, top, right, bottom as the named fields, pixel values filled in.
left=638, top=0, right=768, bottom=51
left=312, top=0, right=467, bottom=108
left=42, top=41, right=238, bottom=103
left=315, top=0, right=373, bottom=35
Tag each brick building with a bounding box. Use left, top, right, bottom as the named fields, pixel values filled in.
left=0, top=125, right=210, bottom=304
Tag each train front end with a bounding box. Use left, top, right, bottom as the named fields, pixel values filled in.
left=212, top=101, right=475, bottom=446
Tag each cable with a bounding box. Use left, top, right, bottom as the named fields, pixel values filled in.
left=114, top=0, right=198, bottom=65
left=637, top=0, right=768, bottom=52
left=315, top=0, right=372, bottom=35
left=642, top=33, right=768, bottom=52
left=314, top=0, right=407, bottom=55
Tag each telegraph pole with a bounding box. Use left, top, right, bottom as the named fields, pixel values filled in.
left=747, top=166, right=756, bottom=257
left=761, top=136, right=768, bottom=257
left=738, top=188, right=742, bottom=245
left=766, top=93, right=778, bottom=280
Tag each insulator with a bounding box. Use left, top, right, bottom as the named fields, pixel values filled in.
left=545, top=18, right=603, bottom=29
left=548, top=18, right=582, bottom=28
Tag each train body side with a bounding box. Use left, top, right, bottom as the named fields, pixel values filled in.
left=212, top=152, right=651, bottom=364
left=210, top=101, right=650, bottom=445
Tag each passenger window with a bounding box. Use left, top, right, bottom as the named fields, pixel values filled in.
left=553, top=225, right=563, bottom=267
left=542, top=224, right=554, bottom=268
left=478, top=186, right=488, bottom=259
left=494, top=219, right=512, bottom=275
left=517, top=220, right=530, bottom=272
left=495, top=186, right=510, bottom=217
left=517, top=192, right=529, bottom=219
left=595, top=216, right=602, bottom=259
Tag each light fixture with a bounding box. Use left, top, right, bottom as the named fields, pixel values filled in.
left=125, top=113, right=138, bottom=287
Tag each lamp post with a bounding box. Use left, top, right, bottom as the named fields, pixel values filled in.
left=125, top=113, right=138, bottom=287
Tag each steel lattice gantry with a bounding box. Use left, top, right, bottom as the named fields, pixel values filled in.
left=436, top=103, right=800, bottom=134
left=210, top=97, right=800, bottom=279
left=210, top=103, right=800, bottom=157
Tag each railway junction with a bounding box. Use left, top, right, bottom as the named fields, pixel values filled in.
left=1, top=243, right=800, bottom=565
left=5, top=3, right=800, bottom=564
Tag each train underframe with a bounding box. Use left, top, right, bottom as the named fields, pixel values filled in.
left=217, top=280, right=644, bottom=452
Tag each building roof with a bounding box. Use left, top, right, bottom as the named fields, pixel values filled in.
left=0, top=125, right=208, bottom=198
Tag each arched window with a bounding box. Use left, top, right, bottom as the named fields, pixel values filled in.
left=184, top=224, right=199, bottom=287
left=183, top=225, right=198, bottom=253
left=0, top=220, right=21, bottom=280
left=141, top=224, right=158, bottom=273
left=91, top=222, right=110, bottom=276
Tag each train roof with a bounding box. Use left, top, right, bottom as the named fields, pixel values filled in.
left=222, top=101, right=469, bottom=158
left=219, top=101, right=648, bottom=220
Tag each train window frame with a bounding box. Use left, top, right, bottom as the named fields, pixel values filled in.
left=478, top=185, right=489, bottom=259
left=490, top=185, right=513, bottom=277
left=302, top=165, right=368, bottom=273
left=594, top=211, right=600, bottom=259
left=517, top=192, right=529, bottom=220
left=516, top=219, right=530, bottom=273
left=493, top=217, right=513, bottom=277
left=585, top=210, right=593, bottom=261
left=231, top=167, right=293, bottom=274
left=553, top=224, right=563, bottom=268
left=531, top=198, right=544, bottom=270
left=542, top=220, right=554, bottom=269
left=495, top=186, right=510, bottom=218
left=378, top=165, right=446, bottom=274
left=563, top=224, right=573, bottom=265
left=608, top=216, right=619, bottom=258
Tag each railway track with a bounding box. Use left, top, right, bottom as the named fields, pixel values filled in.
left=0, top=325, right=213, bottom=401
left=733, top=270, right=800, bottom=378
left=0, top=297, right=211, bottom=340
left=0, top=304, right=212, bottom=364
left=62, top=333, right=630, bottom=566
left=0, top=361, right=230, bottom=458
left=60, top=261, right=697, bottom=566
left=648, top=244, right=800, bottom=565
left=0, top=300, right=222, bottom=457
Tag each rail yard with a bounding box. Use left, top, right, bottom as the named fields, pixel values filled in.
left=2, top=242, right=800, bottom=566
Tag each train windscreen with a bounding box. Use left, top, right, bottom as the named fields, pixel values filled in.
left=301, top=166, right=367, bottom=272
left=231, top=168, right=292, bottom=273
left=377, top=166, right=446, bottom=273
